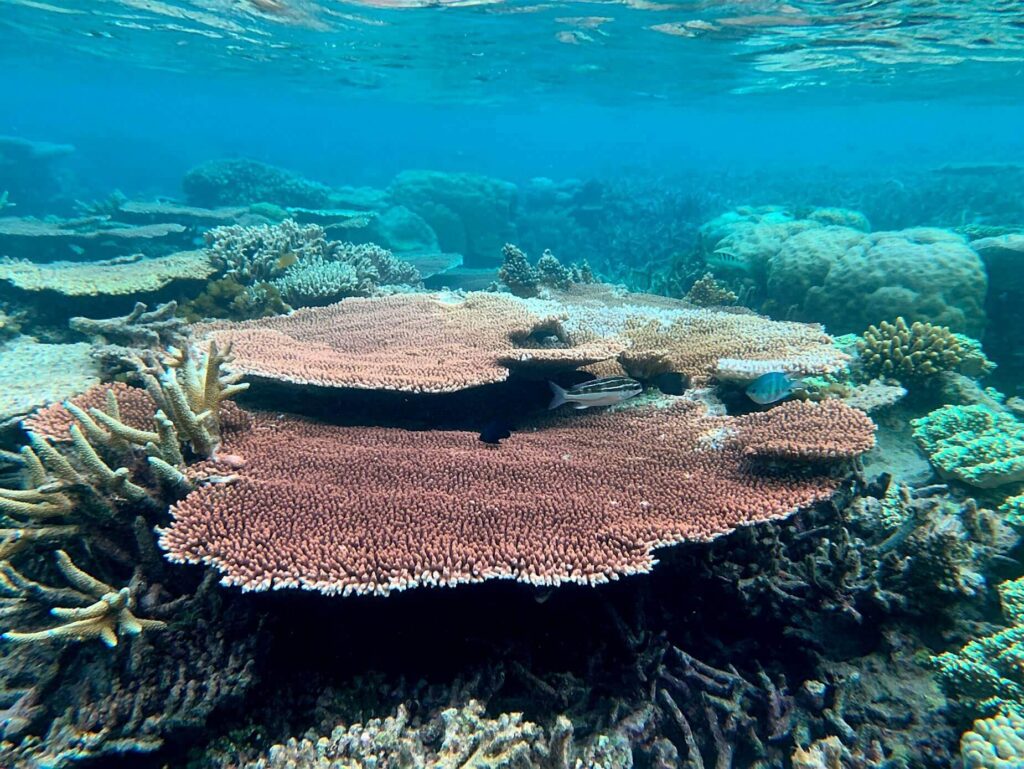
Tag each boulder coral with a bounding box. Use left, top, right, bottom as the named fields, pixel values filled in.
left=700, top=208, right=988, bottom=336
left=389, top=170, right=517, bottom=267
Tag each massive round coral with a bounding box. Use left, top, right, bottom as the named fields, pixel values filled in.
left=159, top=398, right=875, bottom=596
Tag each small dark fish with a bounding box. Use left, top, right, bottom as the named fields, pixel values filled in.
left=745, top=372, right=804, bottom=405
left=549, top=377, right=643, bottom=410
left=479, top=418, right=513, bottom=445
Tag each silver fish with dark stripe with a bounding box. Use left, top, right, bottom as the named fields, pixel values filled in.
left=548, top=377, right=643, bottom=410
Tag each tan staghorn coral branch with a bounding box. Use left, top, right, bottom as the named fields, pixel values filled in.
left=0, top=525, right=80, bottom=559
left=0, top=551, right=164, bottom=647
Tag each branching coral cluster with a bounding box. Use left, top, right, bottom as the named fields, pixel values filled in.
left=858, top=316, right=994, bottom=383
left=203, top=219, right=420, bottom=310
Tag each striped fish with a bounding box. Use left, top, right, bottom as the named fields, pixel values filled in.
left=548, top=377, right=643, bottom=410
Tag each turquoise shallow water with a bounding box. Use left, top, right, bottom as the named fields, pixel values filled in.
left=1, top=2, right=1024, bottom=769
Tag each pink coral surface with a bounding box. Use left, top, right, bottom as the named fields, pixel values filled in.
left=161, top=399, right=874, bottom=596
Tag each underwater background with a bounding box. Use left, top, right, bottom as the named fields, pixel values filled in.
left=1, top=1, right=1024, bottom=768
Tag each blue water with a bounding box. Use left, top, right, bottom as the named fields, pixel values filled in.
left=3, top=0, right=1024, bottom=196
left=3, top=2, right=1024, bottom=768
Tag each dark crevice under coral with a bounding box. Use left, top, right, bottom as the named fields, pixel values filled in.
left=63, top=468, right=1002, bottom=769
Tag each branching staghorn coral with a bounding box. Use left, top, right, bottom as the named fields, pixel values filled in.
left=70, top=301, right=189, bottom=350
left=0, top=550, right=164, bottom=647
left=130, top=341, right=248, bottom=459
left=0, top=341, right=248, bottom=565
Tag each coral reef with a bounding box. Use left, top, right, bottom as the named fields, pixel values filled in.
left=0, top=135, right=74, bottom=214
left=243, top=701, right=585, bottom=769
left=182, top=158, right=333, bottom=208
left=0, top=578, right=259, bottom=766
left=496, top=243, right=593, bottom=298
left=0, top=342, right=257, bottom=765
left=0, top=338, right=100, bottom=430
left=202, top=219, right=420, bottom=310
left=389, top=170, right=518, bottom=267
left=700, top=208, right=988, bottom=335
left=912, top=405, right=1024, bottom=489
left=197, top=292, right=623, bottom=393
left=204, top=219, right=330, bottom=284
left=971, top=233, right=1024, bottom=387
left=0, top=251, right=214, bottom=297
left=357, top=204, right=439, bottom=254
left=271, top=241, right=419, bottom=306
left=69, top=301, right=189, bottom=350
left=0, top=218, right=190, bottom=261
left=200, top=288, right=848, bottom=394
left=858, top=317, right=994, bottom=383
left=960, top=712, right=1024, bottom=769
left=683, top=272, right=737, bottom=307
left=159, top=398, right=874, bottom=595
left=932, top=576, right=1024, bottom=719
left=179, top=276, right=289, bottom=323
left=0, top=550, right=165, bottom=646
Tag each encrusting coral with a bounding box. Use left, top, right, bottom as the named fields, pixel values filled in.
left=912, top=404, right=1024, bottom=489
left=857, top=317, right=994, bottom=382
left=0, top=550, right=164, bottom=647
left=932, top=576, right=1024, bottom=720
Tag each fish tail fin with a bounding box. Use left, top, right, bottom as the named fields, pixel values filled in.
left=548, top=381, right=568, bottom=410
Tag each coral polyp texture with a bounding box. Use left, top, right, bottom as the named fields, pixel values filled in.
left=933, top=576, right=1024, bottom=719
left=734, top=399, right=876, bottom=461
left=198, top=289, right=848, bottom=393
left=961, top=712, right=1024, bottom=769
left=858, top=317, right=994, bottom=382
left=159, top=398, right=875, bottom=596
left=24, top=381, right=161, bottom=440
left=197, top=292, right=623, bottom=393
left=912, top=405, right=1024, bottom=489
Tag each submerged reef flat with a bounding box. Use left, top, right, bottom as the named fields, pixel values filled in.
left=0, top=338, right=99, bottom=430
left=1, top=156, right=1023, bottom=769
